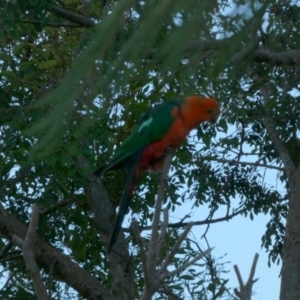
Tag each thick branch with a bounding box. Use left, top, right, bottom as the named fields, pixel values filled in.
left=50, top=6, right=96, bottom=27
left=254, top=48, right=300, bottom=65
left=12, top=234, right=48, bottom=300
left=0, top=203, right=115, bottom=300
left=89, top=176, right=134, bottom=300
left=11, top=205, right=48, bottom=300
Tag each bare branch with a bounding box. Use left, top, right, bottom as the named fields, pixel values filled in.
left=139, top=152, right=211, bottom=299
left=234, top=253, right=259, bottom=300
left=161, top=248, right=213, bottom=280
left=170, top=209, right=243, bottom=228
left=12, top=204, right=49, bottom=300
left=246, top=253, right=259, bottom=287
left=123, top=208, right=243, bottom=231
left=157, top=223, right=194, bottom=279
left=147, top=152, right=173, bottom=279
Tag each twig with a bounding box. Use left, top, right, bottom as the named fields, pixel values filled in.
left=204, top=157, right=284, bottom=171
left=21, top=20, right=82, bottom=27
left=40, top=198, right=76, bottom=215
left=12, top=204, right=49, bottom=300
left=161, top=248, right=213, bottom=280
left=234, top=253, right=259, bottom=300
left=47, top=259, right=56, bottom=298
left=123, top=208, right=243, bottom=231
left=158, top=223, right=194, bottom=278
left=0, top=241, right=13, bottom=258
left=162, top=286, right=182, bottom=300
left=0, top=266, right=23, bottom=293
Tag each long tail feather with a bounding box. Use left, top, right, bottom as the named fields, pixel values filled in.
left=108, top=150, right=143, bottom=253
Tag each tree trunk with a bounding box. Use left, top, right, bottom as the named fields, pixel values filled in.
left=280, top=166, right=300, bottom=299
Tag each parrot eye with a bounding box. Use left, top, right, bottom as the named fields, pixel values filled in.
left=207, top=109, right=213, bottom=114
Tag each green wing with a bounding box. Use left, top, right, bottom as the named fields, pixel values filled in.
left=97, top=99, right=182, bottom=175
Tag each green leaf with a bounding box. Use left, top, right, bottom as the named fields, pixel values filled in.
left=0, top=70, right=16, bottom=79
left=37, top=60, right=57, bottom=70
left=0, top=52, right=12, bottom=62
left=202, top=132, right=211, bottom=147
left=13, top=42, right=26, bottom=55
left=218, top=118, right=228, bottom=133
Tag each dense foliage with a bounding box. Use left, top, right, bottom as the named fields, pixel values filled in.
left=0, top=0, right=299, bottom=299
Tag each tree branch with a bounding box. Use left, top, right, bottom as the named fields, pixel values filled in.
left=0, top=241, right=13, bottom=258
left=146, top=152, right=173, bottom=289
left=259, top=81, right=295, bottom=180
left=12, top=204, right=49, bottom=300
left=123, top=208, right=243, bottom=231
left=138, top=152, right=211, bottom=300
left=204, top=157, right=284, bottom=171
left=254, top=48, right=300, bottom=65
left=0, top=203, right=116, bottom=300
left=50, top=6, right=96, bottom=27
left=21, top=20, right=83, bottom=28
left=162, top=248, right=212, bottom=280
left=234, top=253, right=259, bottom=300
left=89, top=175, right=134, bottom=299
left=40, top=197, right=76, bottom=215
left=169, top=209, right=243, bottom=228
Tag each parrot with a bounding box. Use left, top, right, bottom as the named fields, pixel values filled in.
left=94, top=95, right=220, bottom=253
